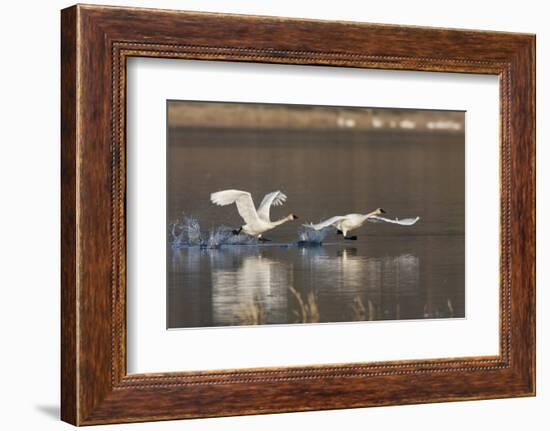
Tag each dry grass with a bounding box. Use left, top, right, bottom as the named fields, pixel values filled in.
left=351, top=296, right=367, bottom=321
left=447, top=298, right=455, bottom=317
left=236, top=294, right=265, bottom=326
left=367, top=299, right=376, bottom=321
left=351, top=296, right=376, bottom=321
left=289, top=286, right=320, bottom=324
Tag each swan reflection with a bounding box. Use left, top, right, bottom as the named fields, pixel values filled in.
left=211, top=251, right=290, bottom=326
left=297, top=247, right=420, bottom=322
left=169, top=245, right=432, bottom=327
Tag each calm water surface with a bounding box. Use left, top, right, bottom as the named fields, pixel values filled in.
left=167, top=128, right=465, bottom=328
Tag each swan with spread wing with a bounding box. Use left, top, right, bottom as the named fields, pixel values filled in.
left=304, top=208, right=419, bottom=240
left=210, top=189, right=298, bottom=240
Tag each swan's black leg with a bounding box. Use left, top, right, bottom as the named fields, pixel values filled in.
left=344, top=235, right=358, bottom=240
left=258, top=237, right=272, bottom=242
left=336, top=229, right=343, bottom=235
left=232, top=227, right=242, bottom=235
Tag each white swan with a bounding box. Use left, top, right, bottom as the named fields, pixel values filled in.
left=304, top=208, right=419, bottom=240
left=210, top=189, right=298, bottom=239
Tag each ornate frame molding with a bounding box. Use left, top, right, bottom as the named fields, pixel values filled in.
left=61, top=5, right=535, bottom=425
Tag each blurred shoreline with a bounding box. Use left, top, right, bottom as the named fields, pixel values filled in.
left=168, top=101, right=464, bottom=134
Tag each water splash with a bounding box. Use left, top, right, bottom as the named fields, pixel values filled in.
left=169, top=216, right=259, bottom=249
left=170, top=216, right=202, bottom=247
left=297, top=225, right=334, bottom=246
left=170, top=216, right=336, bottom=249
left=205, top=225, right=259, bottom=248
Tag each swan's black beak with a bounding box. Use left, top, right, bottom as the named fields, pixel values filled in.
left=380, top=208, right=386, bottom=214
left=292, top=214, right=299, bottom=220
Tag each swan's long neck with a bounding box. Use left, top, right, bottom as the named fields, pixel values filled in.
left=271, top=214, right=294, bottom=227
left=360, top=210, right=380, bottom=221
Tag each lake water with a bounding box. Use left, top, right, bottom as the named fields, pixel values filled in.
left=167, top=127, right=465, bottom=328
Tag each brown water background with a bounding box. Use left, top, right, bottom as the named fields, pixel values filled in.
left=167, top=102, right=465, bottom=329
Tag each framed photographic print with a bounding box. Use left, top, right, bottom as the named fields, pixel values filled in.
left=61, top=4, right=535, bottom=425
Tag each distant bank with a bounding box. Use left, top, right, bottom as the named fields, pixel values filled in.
left=167, top=100, right=464, bottom=133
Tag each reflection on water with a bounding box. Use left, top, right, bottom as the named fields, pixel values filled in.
left=211, top=251, right=289, bottom=325
left=168, top=241, right=460, bottom=328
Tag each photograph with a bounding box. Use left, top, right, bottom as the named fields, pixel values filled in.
left=167, top=100, right=465, bottom=329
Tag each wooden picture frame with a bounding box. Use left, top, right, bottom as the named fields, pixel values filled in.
left=61, top=4, right=535, bottom=425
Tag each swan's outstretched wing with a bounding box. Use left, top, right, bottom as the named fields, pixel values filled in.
left=367, top=215, right=420, bottom=226
left=257, top=190, right=287, bottom=222
left=210, top=190, right=260, bottom=225
left=303, top=216, right=347, bottom=231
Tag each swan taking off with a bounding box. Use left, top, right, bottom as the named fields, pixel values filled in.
left=304, top=208, right=419, bottom=240
left=210, top=189, right=298, bottom=240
